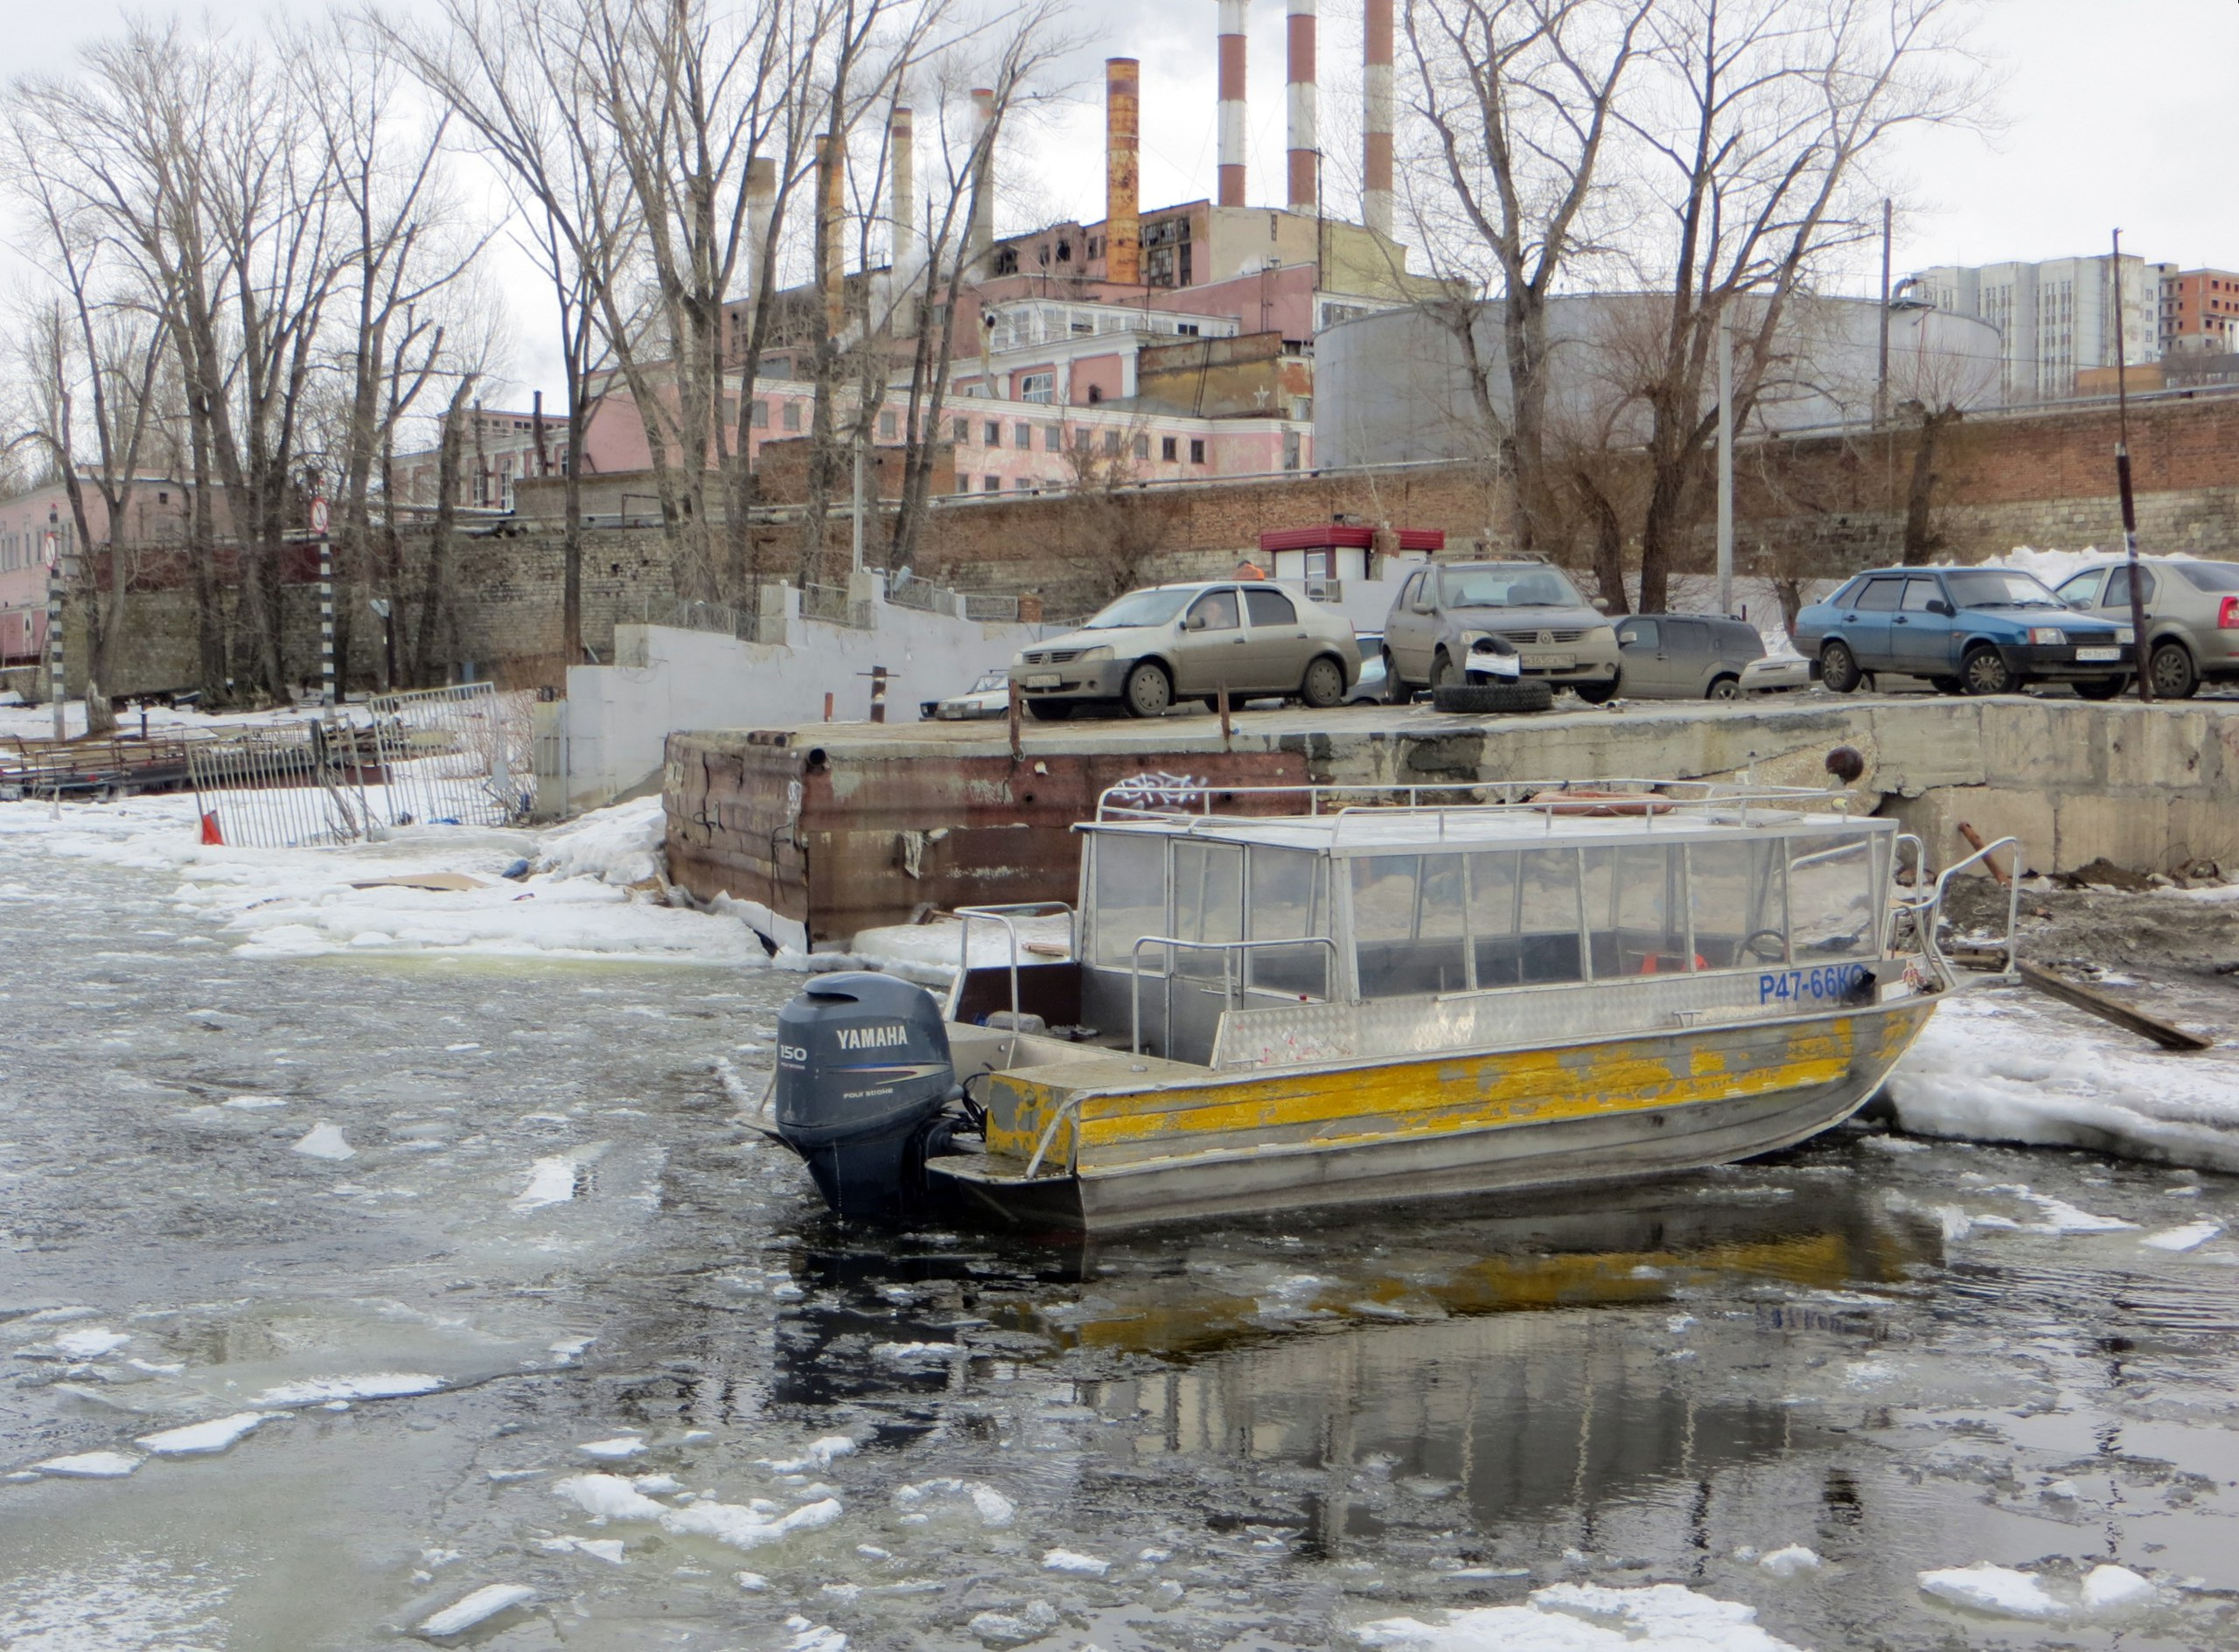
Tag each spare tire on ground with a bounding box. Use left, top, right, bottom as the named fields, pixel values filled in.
left=1432, top=680, right=1555, bottom=715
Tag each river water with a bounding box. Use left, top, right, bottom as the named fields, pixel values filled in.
left=5, top=844, right=2239, bottom=1649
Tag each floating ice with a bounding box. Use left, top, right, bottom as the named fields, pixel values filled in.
left=538, top=1536, right=625, bottom=1565
left=577, top=1436, right=647, bottom=1460
left=1357, top=1583, right=1807, bottom=1651
left=2142, top=1222, right=2222, bottom=1252
left=248, top=1372, right=443, bottom=1406
left=513, top=1156, right=581, bottom=1210
left=548, top=1336, right=595, bottom=1362
left=555, top=1475, right=842, bottom=1551
left=784, top=1616, right=849, bottom=1652
left=632, top=1474, right=682, bottom=1494
left=416, top=1583, right=534, bottom=1636
left=2080, top=1565, right=2154, bottom=1614
left=33, top=1451, right=142, bottom=1479
left=1757, top=1545, right=1822, bottom=1579
left=869, top=1341, right=955, bottom=1364
left=736, top=1571, right=771, bottom=1591
left=893, top=1478, right=1015, bottom=1528
left=1043, top=1549, right=1109, bottom=1575
left=223, top=1094, right=289, bottom=1109
left=555, top=1474, right=672, bottom=1522
left=291, top=1123, right=355, bottom=1161
left=966, top=1601, right=1058, bottom=1647
left=2019, top=1192, right=2135, bottom=1234
left=763, top=1436, right=856, bottom=1474
left=136, top=1412, right=267, bottom=1455
left=1918, top=1564, right=2067, bottom=1621
left=52, top=1327, right=129, bottom=1359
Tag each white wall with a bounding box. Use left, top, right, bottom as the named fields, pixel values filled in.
left=541, top=576, right=1050, bottom=813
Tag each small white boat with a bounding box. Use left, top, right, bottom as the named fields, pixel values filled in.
left=767, top=780, right=2015, bottom=1234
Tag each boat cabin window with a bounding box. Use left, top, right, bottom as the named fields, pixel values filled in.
left=1352, top=854, right=1471, bottom=997
left=1353, top=848, right=1586, bottom=997
left=1582, top=844, right=1691, bottom=974
left=1684, top=839, right=1789, bottom=969
left=1171, top=840, right=1245, bottom=979
left=1091, top=833, right=1167, bottom=966
left=1087, top=833, right=1334, bottom=998
left=1785, top=832, right=1877, bottom=958
left=1245, top=845, right=1332, bottom=995
left=1473, top=849, right=1586, bottom=986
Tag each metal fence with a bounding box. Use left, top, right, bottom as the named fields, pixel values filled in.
left=886, top=572, right=945, bottom=613
left=185, top=682, right=534, bottom=849
left=635, top=595, right=760, bottom=638
left=799, top=582, right=862, bottom=627
left=961, top=592, right=1021, bottom=622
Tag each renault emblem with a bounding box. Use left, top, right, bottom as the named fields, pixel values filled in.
left=1537, top=629, right=1554, bottom=646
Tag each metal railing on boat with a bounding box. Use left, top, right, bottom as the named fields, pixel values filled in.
left=1129, top=934, right=1342, bottom=1057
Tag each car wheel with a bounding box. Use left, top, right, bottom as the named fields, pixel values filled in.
left=1382, top=650, right=1410, bottom=706
left=1706, top=675, right=1740, bottom=702
left=1023, top=700, right=1073, bottom=721
left=2073, top=675, right=2128, bottom=701
left=1121, top=660, right=1173, bottom=718
left=1961, top=645, right=2017, bottom=696
left=1430, top=650, right=1460, bottom=690
left=1432, top=680, right=1555, bottom=715
left=2149, top=641, right=2199, bottom=699
left=1299, top=654, right=1347, bottom=709
left=1572, top=674, right=1620, bottom=706
left=1818, top=640, right=1862, bottom=694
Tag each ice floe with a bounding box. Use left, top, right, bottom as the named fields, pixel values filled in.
left=577, top=1436, right=647, bottom=1460
left=892, top=1478, right=1016, bottom=1528
left=1756, top=1545, right=1822, bottom=1579
left=248, top=1372, right=444, bottom=1406
left=538, top=1536, right=625, bottom=1565
left=2141, top=1221, right=2222, bottom=1252
left=1918, top=1561, right=2155, bottom=1622
left=554, top=1474, right=844, bottom=1552
left=1043, top=1548, right=1109, bottom=1575
left=762, top=1436, right=856, bottom=1474
left=52, top=1327, right=130, bottom=1359
left=291, top=1123, right=355, bottom=1161
left=136, top=1412, right=268, bottom=1455
left=1356, top=1583, right=1805, bottom=1651
left=416, top=1582, right=535, bottom=1636
left=32, top=1450, right=142, bottom=1479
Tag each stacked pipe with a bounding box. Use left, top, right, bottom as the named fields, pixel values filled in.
left=1286, top=0, right=1317, bottom=213
left=1217, top=0, right=1247, bottom=208
left=1105, top=59, right=1141, bottom=284
left=817, top=135, right=846, bottom=337
left=889, top=105, right=914, bottom=280
left=967, top=87, right=997, bottom=277
left=1363, top=0, right=1393, bottom=234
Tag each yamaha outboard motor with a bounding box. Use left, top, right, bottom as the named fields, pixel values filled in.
left=773, top=972, right=960, bottom=1223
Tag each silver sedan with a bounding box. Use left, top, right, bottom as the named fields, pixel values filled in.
left=2053, top=556, right=2239, bottom=699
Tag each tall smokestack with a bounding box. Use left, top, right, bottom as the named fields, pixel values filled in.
left=745, top=156, right=778, bottom=295
left=889, top=104, right=914, bottom=279
left=1286, top=0, right=1317, bottom=213
left=967, top=87, right=997, bottom=279
left=817, top=134, right=845, bottom=338
left=1363, top=0, right=1392, bottom=235
left=1217, top=0, right=1247, bottom=208
left=1105, top=59, right=1140, bottom=284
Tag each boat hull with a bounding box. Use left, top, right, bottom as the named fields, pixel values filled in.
left=929, top=995, right=1936, bottom=1233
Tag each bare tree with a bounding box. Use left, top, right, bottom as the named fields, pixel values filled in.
left=1402, top=0, right=1650, bottom=551
left=1618, top=0, right=1983, bottom=610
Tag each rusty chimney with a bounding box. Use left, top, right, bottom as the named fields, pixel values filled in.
left=1286, top=0, right=1317, bottom=213
left=745, top=155, right=778, bottom=295
left=817, top=134, right=845, bottom=338
left=967, top=87, right=997, bottom=279
left=1217, top=0, right=1247, bottom=208
left=1105, top=59, right=1141, bottom=284
left=889, top=105, right=914, bottom=278
left=1363, top=0, right=1392, bottom=235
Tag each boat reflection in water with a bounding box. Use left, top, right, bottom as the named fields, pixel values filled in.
left=774, top=1175, right=1943, bottom=1556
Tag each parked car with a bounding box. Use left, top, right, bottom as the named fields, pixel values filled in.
left=1011, top=581, right=1361, bottom=720
left=1795, top=566, right=2133, bottom=697
left=1610, top=614, right=1766, bottom=700
left=1380, top=560, right=1621, bottom=703
left=1740, top=654, right=1812, bottom=694
left=1348, top=631, right=1390, bottom=703
left=920, top=666, right=1013, bottom=721
left=2051, top=555, right=2239, bottom=699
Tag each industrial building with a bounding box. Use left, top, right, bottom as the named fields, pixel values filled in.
left=1908, top=254, right=2165, bottom=401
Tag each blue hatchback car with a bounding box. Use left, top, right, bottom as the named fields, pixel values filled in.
left=1795, top=566, right=2134, bottom=697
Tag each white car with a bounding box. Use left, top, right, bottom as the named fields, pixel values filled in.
left=921, top=667, right=1014, bottom=721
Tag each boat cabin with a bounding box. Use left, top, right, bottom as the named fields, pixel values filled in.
left=950, top=784, right=1901, bottom=1075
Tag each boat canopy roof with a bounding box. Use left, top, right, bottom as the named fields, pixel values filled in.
left=1084, top=781, right=1884, bottom=856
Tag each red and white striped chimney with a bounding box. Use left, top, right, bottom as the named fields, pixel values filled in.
left=1286, top=0, right=1317, bottom=213
left=1217, top=0, right=1247, bottom=208
left=1363, top=0, right=1393, bottom=234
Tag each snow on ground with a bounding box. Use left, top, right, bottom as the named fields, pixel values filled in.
left=1356, top=1582, right=1806, bottom=1651
left=0, top=791, right=800, bottom=967
left=1887, top=991, right=2239, bottom=1173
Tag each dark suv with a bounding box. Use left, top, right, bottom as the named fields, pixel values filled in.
left=1795, top=566, right=2132, bottom=696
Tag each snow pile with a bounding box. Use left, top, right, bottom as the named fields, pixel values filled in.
left=1887, top=994, right=2239, bottom=1173
left=848, top=910, right=1073, bottom=977
left=536, top=796, right=666, bottom=886
left=553, top=1474, right=844, bottom=1553
left=1918, top=1562, right=2153, bottom=1622
left=1973, top=546, right=2108, bottom=591
left=1357, top=1582, right=1806, bottom=1651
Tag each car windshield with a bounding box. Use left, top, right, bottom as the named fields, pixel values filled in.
left=2177, top=562, right=2239, bottom=593
left=1083, top=588, right=1194, bottom=629
left=971, top=668, right=1009, bottom=694
left=1437, top=566, right=1586, bottom=609
left=1943, top=569, right=2062, bottom=610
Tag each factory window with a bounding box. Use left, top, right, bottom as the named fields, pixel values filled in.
left=984, top=475, right=1000, bottom=492
left=1133, top=435, right=1150, bottom=460
left=1014, top=422, right=1032, bottom=447
left=1015, top=477, right=1036, bottom=491
left=1161, top=436, right=1178, bottom=461
left=1075, top=426, right=1092, bottom=450
left=1189, top=438, right=1206, bottom=464
left=985, top=421, right=1001, bottom=447
left=953, top=416, right=970, bottom=443
left=1103, top=430, right=1121, bottom=456
left=994, top=247, right=1018, bottom=275
left=879, top=410, right=897, bottom=439
left=750, top=400, right=769, bottom=428
left=1020, top=372, right=1054, bottom=404
left=1044, top=423, right=1062, bottom=450
left=1086, top=385, right=1104, bottom=404
left=1056, top=239, right=1072, bottom=261
left=783, top=401, right=802, bottom=432
left=1177, top=323, right=1199, bottom=337
left=1284, top=431, right=1301, bottom=471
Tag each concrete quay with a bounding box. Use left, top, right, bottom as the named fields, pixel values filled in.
left=662, top=694, right=2239, bottom=949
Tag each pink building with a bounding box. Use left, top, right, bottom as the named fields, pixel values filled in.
left=0, top=478, right=196, bottom=666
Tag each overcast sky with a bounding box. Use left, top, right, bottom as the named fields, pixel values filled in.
left=8, top=0, right=2234, bottom=406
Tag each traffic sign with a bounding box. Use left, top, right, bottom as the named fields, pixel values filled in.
left=310, top=497, right=331, bottom=534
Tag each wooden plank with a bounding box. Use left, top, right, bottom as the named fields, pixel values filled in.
left=2016, top=961, right=2213, bottom=1052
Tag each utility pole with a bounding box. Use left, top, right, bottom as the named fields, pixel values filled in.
left=1876, top=199, right=1893, bottom=427
left=1716, top=309, right=1734, bottom=617
left=43, top=526, right=63, bottom=742
left=312, top=492, right=335, bottom=708
left=2110, top=229, right=2152, bottom=704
